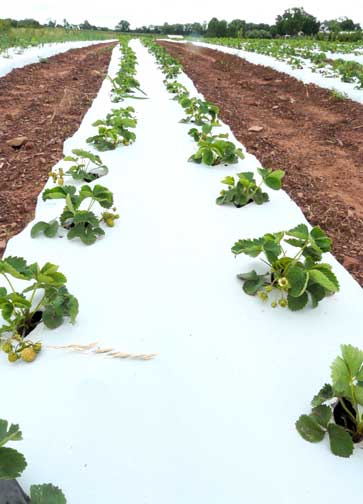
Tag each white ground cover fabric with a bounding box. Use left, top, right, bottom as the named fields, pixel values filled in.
left=0, top=40, right=116, bottom=78
left=2, top=39, right=363, bottom=502
left=174, top=40, right=363, bottom=103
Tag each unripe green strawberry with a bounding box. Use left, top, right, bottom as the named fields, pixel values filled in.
left=1, top=342, right=12, bottom=354
left=8, top=352, right=18, bottom=363
left=33, top=342, right=42, bottom=353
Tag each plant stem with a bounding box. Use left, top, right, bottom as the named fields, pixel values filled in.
left=2, top=273, right=16, bottom=293
left=30, top=293, right=46, bottom=316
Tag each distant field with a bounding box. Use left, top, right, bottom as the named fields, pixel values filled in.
left=0, top=27, right=118, bottom=53
left=196, top=37, right=363, bottom=88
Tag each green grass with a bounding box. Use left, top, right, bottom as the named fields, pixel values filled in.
left=0, top=27, right=119, bottom=54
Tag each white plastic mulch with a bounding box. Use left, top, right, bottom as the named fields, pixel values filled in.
left=171, top=40, right=363, bottom=103
left=2, top=39, right=363, bottom=502
left=0, top=40, right=117, bottom=78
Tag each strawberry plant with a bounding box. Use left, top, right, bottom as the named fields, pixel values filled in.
left=296, top=344, right=363, bottom=458
left=0, top=257, right=78, bottom=363
left=110, top=39, right=146, bottom=102
left=31, top=185, right=119, bottom=245
left=109, top=74, right=146, bottom=102
left=179, top=97, right=220, bottom=126
left=232, top=224, right=339, bottom=310
left=216, top=168, right=285, bottom=207
left=166, top=80, right=189, bottom=99
left=87, top=107, right=137, bottom=151
left=49, top=149, right=108, bottom=184
left=190, top=134, right=244, bottom=166
left=142, top=38, right=182, bottom=79
left=0, top=417, right=67, bottom=501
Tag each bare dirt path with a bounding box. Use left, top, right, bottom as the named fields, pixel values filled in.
left=0, top=41, right=117, bottom=256
left=159, top=41, right=363, bottom=286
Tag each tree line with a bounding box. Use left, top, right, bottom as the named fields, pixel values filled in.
left=130, top=9, right=361, bottom=39
left=0, top=8, right=362, bottom=40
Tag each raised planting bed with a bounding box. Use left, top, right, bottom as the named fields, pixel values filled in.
left=1, top=39, right=363, bottom=503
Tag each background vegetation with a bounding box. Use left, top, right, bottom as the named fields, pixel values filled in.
left=0, top=6, right=363, bottom=52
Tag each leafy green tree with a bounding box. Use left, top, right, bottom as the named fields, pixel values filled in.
left=275, top=7, right=320, bottom=36
left=116, top=20, right=130, bottom=32
left=206, top=18, right=228, bottom=37
left=191, top=22, right=205, bottom=36
left=206, top=17, right=219, bottom=37
left=228, top=19, right=246, bottom=37
left=79, top=20, right=96, bottom=30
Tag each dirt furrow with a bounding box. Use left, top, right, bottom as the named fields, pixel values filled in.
left=0, top=41, right=117, bottom=255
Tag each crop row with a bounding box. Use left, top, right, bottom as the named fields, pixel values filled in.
left=143, top=38, right=363, bottom=458
left=0, top=39, right=145, bottom=499
left=202, top=37, right=363, bottom=90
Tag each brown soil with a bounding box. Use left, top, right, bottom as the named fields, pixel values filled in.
left=159, top=41, right=363, bottom=286
left=0, top=41, right=116, bottom=255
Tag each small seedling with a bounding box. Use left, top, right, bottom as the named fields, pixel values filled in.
left=232, top=224, right=339, bottom=310
left=49, top=149, right=108, bottom=184
left=179, top=96, right=220, bottom=126
left=216, top=168, right=285, bottom=207
left=87, top=107, right=137, bottom=151
left=296, top=344, right=363, bottom=458
left=330, top=88, right=348, bottom=101
left=166, top=80, right=189, bottom=99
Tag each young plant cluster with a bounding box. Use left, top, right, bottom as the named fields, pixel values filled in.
left=216, top=168, right=285, bottom=207
left=0, top=417, right=67, bottom=501
left=142, top=38, right=245, bottom=167
left=296, top=345, right=363, bottom=458
left=204, top=37, right=363, bottom=90
left=232, top=224, right=339, bottom=310
left=6, top=39, right=141, bottom=364
left=87, top=106, right=137, bottom=151
left=31, top=184, right=119, bottom=245
left=49, top=149, right=108, bottom=184
left=146, top=38, right=358, bottom=464
left=0, top=257, right=78, bottom=363
left=109, top=37, right=146, bottom=102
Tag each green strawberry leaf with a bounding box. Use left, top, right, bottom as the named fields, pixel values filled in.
left=232, top=238, right=264, bottom=257
left=258, top=168, right=285, bottom=190
left=331, top=355, right=351, bottom=397
left=341, top=344, right=363, bottom=378
left=237, top=271, right=266, bottom=295
left=310, top=227, right=332, bottom=252
left=311, top=405, right=332, bottom=428
left=286, top=265, right=309, bottom=297
left=0, top=420, right=22, bottom=447
left=286, top=224, right=309, bottom=241
left=287, top=292, right=308, bottom=311
left=327, top=424, right=354, bottom=458
left=311, top=384, right=334, bottom=407
left=309, top=269, right=339, bottom=293
left=295, top=414, right=326, bottom=443
left=263, top=239, right=282, bottom=264
left=30, top=484, right=67, bottom=504
left=0, top=447, right=27, bottom=479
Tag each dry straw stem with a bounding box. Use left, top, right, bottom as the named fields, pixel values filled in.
left=47, top=341, right=158, bottom=361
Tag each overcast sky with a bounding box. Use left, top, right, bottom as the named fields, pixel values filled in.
left=2, top=0, right=363, bottom=29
